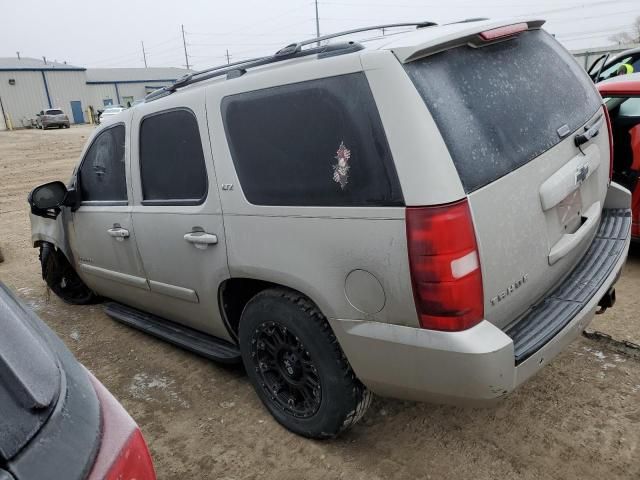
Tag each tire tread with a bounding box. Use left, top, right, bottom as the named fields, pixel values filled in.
left=249, top=288, right=371, bottom=437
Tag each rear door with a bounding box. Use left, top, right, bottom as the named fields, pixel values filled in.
left=404, top=28, right=609, bottom=329
left=130, top=90, right=232, bottom=341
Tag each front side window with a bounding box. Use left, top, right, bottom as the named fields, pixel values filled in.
left=221, top=73, right=403, bottom=207
left=139, top=109, right=207, bottom=204
left=79, top=125, right=127, bottom=202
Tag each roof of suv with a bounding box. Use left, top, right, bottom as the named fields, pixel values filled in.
left=146, top=18, right=542, bottom=102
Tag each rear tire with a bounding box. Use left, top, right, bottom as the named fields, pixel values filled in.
left=40, top=245, right=100, bottom=305
left=239, top=289, right=371, bottom=438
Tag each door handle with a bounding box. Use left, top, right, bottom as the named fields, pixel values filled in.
left=107, top=226, right=130, bottom=241
left=184, top=231, right=218, bottom=250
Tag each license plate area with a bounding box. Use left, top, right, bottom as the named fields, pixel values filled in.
left=556, top=189, right=583, bottom=234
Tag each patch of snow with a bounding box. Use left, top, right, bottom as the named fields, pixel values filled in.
left=129, top=372, right=189, bottom=408
left=613, top=354, right=626, bottom=363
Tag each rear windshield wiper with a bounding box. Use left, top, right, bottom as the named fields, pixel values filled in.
left=575, top=115, right=604, bottom=147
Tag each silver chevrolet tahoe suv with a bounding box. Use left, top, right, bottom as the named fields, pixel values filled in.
left=28, top=19, right=632, bottom=438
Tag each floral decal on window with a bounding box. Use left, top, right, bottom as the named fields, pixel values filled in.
left=332, top=141, right=351, bottom=190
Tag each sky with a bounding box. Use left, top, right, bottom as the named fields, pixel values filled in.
left=0, top=0, right=638, bottom=70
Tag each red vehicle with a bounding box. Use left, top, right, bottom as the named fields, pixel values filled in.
left=0, top=282, right=156, bottom=480
left=598, top=73, right=640, bottom=240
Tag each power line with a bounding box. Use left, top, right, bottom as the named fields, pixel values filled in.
left=212, top=2, right=314, bottom=37
left=186, top=32, right=311, bottom=38
left=318, top=0, right=635, bottom=8
left=189, top=41, right=286, bottom=47
left=89, top=35, right=184, bottom=66
left=556, top=23, right=636, bottom=40
left=513, top=0, right=638, bottom=18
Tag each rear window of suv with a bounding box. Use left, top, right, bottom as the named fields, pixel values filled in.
left=46, top=110, right=64, bottom=115
left=404, top=29, right=602, bottom=193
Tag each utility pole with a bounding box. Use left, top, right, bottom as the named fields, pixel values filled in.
left=314, top=0, right=320, bottom=46
left=225, top=49, right=231, bottom=65
left=181, top=24, right=191, bottom=70
left=141, top=41, right=148, bottom=68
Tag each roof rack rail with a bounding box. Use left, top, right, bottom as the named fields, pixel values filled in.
left=274, top=21, right=436, bottom=57
left=145, top=21, right=437, bottom=102
left=447, top=18, right=489, bottom=25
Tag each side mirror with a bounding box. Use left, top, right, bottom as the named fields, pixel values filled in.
left=28, top=181, right=69, bottom=219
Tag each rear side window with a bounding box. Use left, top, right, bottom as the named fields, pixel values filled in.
left=139, top=109, right=207, bottom=204
left=79, top=125, right=127, bottom=202
left=404, top=29, right=602, bottom=193
left=221, top=73, right=403, bottom=207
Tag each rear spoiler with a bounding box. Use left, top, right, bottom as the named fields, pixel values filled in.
left=393, top=19, right=546, bottom=63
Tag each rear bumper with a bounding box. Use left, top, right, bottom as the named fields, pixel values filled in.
left=330, top=209, right=631, bottom=405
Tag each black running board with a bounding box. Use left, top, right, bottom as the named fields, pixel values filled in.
left=104, top=302, right=241, bottom=364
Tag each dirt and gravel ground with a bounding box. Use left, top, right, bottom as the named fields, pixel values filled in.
left=1, top=125, right=639, bottom=480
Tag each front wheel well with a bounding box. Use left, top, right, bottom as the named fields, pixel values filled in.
left=219, top=278, right=324, bottom=341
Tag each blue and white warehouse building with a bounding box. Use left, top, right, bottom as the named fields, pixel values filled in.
left=0, top=56, right=189, bottom=129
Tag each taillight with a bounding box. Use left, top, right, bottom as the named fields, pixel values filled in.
left=479, top=23, right=528, bottom=41
left=603, top=105, right=614, bottom=182
left=105, top=428, right=156, bottom=480
left=406, top=199, right=484, bottom=331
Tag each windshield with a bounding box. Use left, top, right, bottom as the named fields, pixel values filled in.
left=598, top=54, right=640, bottom=82
left=404, top=29, right=602, bottom=192
left=46, top=110, right=64, bottom=115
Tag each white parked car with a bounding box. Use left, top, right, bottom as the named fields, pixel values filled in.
left=99, top=106, right=126, bottom=122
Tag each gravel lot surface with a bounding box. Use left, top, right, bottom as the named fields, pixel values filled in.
left=1, top=126, right=639, bottom=479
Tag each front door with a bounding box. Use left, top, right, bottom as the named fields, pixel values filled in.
left=67, top=122, right=151, bottom=308
left=130, top=95, right=231, bottom=341
left=70, top=100, right=84, bottom=123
